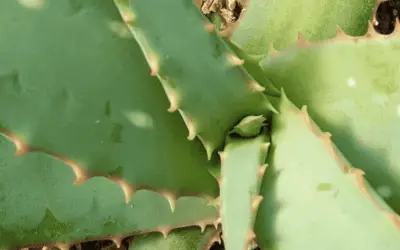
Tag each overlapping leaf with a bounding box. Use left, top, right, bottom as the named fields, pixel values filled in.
left=259, top=29, right=400, bottom=211
left=0, top=0, right=220, bottom=248
left=255, top=93, right=400, bottom=250
left=228, top=0, right=375, bottom=55
left=114, top=0, right=275, bottom=157
left=0, top=134, right=218, bottom=249
left=0, top=0, right=218, bottom=198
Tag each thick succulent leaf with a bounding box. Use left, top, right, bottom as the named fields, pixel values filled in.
left=0, top=0, right=219, bottom=201
left=229, top=0, right=376, bottom=55
left=255, top=93, right=400, bottom=250
left=223, top=40, right=280, bottom=97
left=231, top=115, right=266, bottom=137
left=259, top=29, right=400, bottom=212
left=129, top=227, right=220, bottom=250
left=0, top=134, right=218, bottom=249
left=114, top=0, right=275, bottom=157
left=219, top=133, right=269, bottom=250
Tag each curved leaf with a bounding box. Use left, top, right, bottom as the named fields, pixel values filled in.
left=255, top=93, right=400, bottom=250
left=0, top=135, right=218, bottom=249
left=259, top=31, right=400, bottom=211
left=114, top=0, right=275, bottom=157
left=0, top=0, right=218, bottom=199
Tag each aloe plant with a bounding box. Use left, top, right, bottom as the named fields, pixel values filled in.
left=1, top=0, right=399, bottom=249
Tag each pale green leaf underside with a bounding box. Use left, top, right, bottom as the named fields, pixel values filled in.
left=255, top=93, right=400, bottom=250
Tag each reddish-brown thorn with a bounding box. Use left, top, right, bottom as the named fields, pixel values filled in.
left=299, top=105, right=320, bottom=136
left=2, top=132, right=30, bottom=156
left=167, top=91, right=179, bottom=112
left=297, top=32, right=308, bottom=46
left=148, top=53, right=159, bottom=76
left=180, top=112, right=197, bottom=140
left=258, top=164, right=268, bottom=179
left=226, top=53, right=244, bottom=66
left=218, top=151, right=227, bottom=166
left=160, top=191, right=177, bottom=212
left=335, top=26, right=347, bottom=38
left=300, top=105, right=311, bottom=126
left=350, top=168, right=383, bottom=210
left=320, top=132, right=349, bottom=173
left=251, top=195, right=264, bottom=211
left=159, top=228, right=170, bottom=239
left=198, top=221, right=207, bottom=232
left=110, top=177, right=136, bottom=204
left=248, top=81, right=265, bottom=92
left=110, top=236, right=123, bottom=248
left=52, top=156, right=89, bottom=185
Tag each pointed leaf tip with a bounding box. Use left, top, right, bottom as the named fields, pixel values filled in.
left=111, top=236, right=123, bottom=248
left=249, top=81, right=265, bottom=92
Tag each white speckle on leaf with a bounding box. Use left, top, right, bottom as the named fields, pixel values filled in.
left=124, top=111, right=154, bottom=129
left=17, top=0, right=45, bottom=9
left=347, top=77, right=356, bottom=88
left=95, top=120, right=100, bottom=124
left=397, top=105, right=400, bottom=116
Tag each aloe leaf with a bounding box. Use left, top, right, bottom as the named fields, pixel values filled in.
left=0, top=134, right=218, bottom=249
left=0, top=0, right=219, bottom=201
left=129, top=227, right=220, bottom=250
left=114, top=0, right=275, bottom=157
left=231, top=115, right=266, bottom=137
left=259, top=29, right=400, bottom=212
left=219, top=131, right=269, bottom=250
left=223, top=40, right=281, bottom=97
left=255, top=92, right=400, bottom=250
left=229, top=0, right=375, bottom=55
